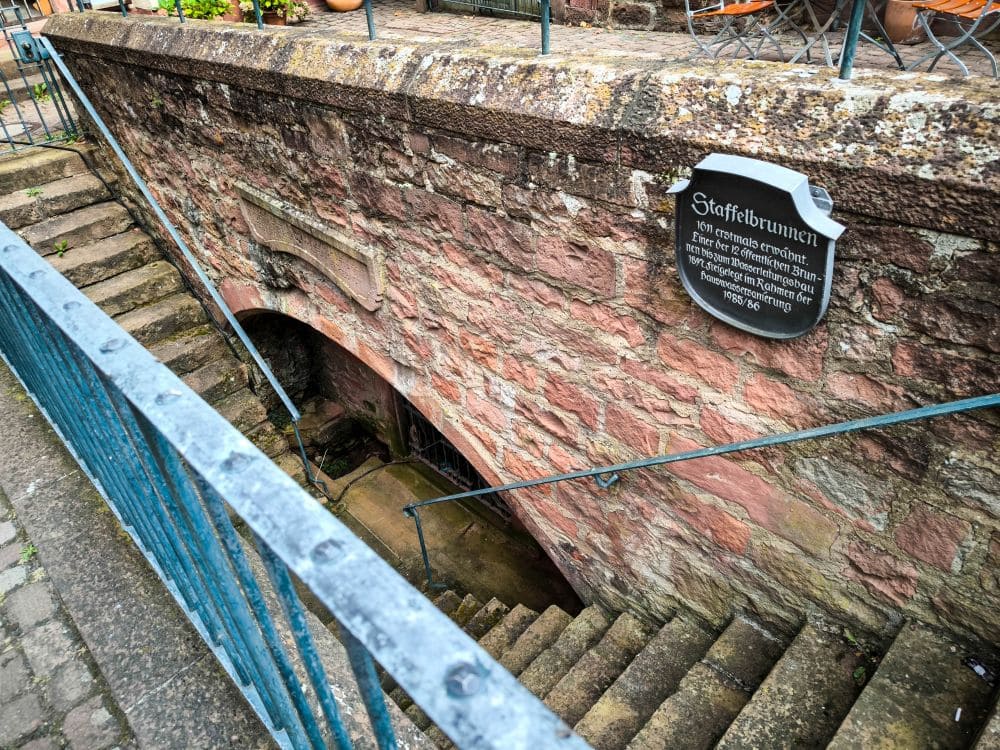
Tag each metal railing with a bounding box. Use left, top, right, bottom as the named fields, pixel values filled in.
left=0, top=222, right=587, bottom=750
left=404, top=394, right=1000, bottom=590
left=24, top=35, right=331, bottom=497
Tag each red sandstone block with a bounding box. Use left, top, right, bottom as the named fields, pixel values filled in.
left=870, top=277, right=906, bottom=320
left=592, top=373, right=694, bottom=429
left=347, top=172, right=408, bottom=221
left=431, top=133, right=523, bottom=179
left=667, top=435, right=838, bottom=556
left=892, top=342, right=998, bottom=397
left=536, top=236, right=616, bottom=297
left=405, top=188, right=465, bottom=239
left=894, top=504, right=971, bottom=572
left=711, top=324, right=828, bottom=382
left=459, top=331, right=500, bottom=371
left=387, top=285, right=418, bottom=319
left=827, top=371, right=908, bottom=412
left=569, top=299, right=645, bottom=347
left=503, top=358, right=539, bottom=391
left=743, top=373, right=811, bottom=428
left=504, top=450, right=549, bottom=481
left=507, top=274, right=567, bottom=311
left=465, top=389, right=507, bottom=432
left=657, top=333, right=739, bottom=393
left=516, top=397, right=578, bottom=443
left=699, top=407, right=760, bottom=446
left=441, top=242, right=505, bottom=285
left=900, top=293, right=999, bottom=352
left=438, top=418, right=503, bottom=487
left=534, top=315, right=620, bottom=366
left=544, top=374, right=600, bottom=429
left=424, top=159, right=502, bottom=208
left=402, top=325, right=434, bottom=363
left=604, top=404, right=659, bottom=455
left=463, top=419, right=498, bottom=457
left=432, top=373, right=462, bottom=404
left=548, top=444, right=580, bottom=475
left=514, top=423, right=547, bottom=460
left=670, top=491, right=751, bottom=555
left=465, top=206, right=535, bottom=269
left=620, top=358, right=699, bottom=404
left=845, top=540, right=918, bottom=606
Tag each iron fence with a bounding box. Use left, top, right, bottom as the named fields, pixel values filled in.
left=0, top=222, right=587, bottom=750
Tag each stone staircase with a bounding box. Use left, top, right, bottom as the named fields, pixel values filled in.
left=405, top=589, right=1000, bottom=749
left=0, top=146, right=306, bottom=484
left=3, top=145, right=999, bottom=750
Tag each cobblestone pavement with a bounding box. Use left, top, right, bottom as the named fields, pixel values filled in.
left=0, top=488, right=134, bottom=750
left=297, top=0, right=998, bottom=78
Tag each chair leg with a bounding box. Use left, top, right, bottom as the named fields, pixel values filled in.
left=907, top=10, right=999, bottom=76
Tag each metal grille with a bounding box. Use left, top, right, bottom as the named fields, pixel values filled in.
left=400, top=397, right=513, bottom=524
left=432, top=0, right=544, bottom=21
left=0, top=9, right=77, bottom=151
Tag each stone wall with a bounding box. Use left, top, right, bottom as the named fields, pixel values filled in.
left=46, top=14, right=999, bottom=643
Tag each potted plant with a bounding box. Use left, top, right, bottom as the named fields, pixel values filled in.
left=157, top=0, right=233, bottom=19
left=239, top=0, right=294, bottom=24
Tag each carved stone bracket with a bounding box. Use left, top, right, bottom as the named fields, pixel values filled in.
left=236, top=181, right=383, bottom=312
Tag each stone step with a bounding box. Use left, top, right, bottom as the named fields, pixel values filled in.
left=715, top=622, right=867, bottom=749
left=544, top=612, right=657, bottom=727
left=23, top=201, right=132, bottom=254
left=576, top=615, right=715, bottom=750
left=519, top=605, right=612, bottom=700
left=432, top=590, right=463, bottom=618
left=0, top=173, right=111, bottom=230
left=115, top=292, right=207, bottom=346
left=976, top=696, right=1000, bottom=748
left=451, top=594, right=482, bottom=628
left=479, top=604, right=539, bottom=660
left=214, top=389, right=269, bottom=434
left=500, top=605, right=573, bottom=677
left=828, top=623, right=997, bottom=750
left=148, top=326, right=230, bottom=376
left=274, top=452, right=307, bottom=486
left=49, top=230, right=159, bottom=289
left=182, top=356, right=250, bottom=405
left=83, top=260, right=183, bottom=317
left=0, top=148, right=88, bottom=194
left=463, top=597, right=510, bottom=640
left=244, top=420, right=288, bottom=458
left=627, top=616, right=787, bottom=750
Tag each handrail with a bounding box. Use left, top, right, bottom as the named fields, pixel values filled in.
left=404, top=393, right=1000, bottom=589
left=0, top=223, right=588, bottom=749
left=40, top=37, right=330, bottom=497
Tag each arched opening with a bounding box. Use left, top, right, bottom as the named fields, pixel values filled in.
left=240, top=310, right=582, bottom=614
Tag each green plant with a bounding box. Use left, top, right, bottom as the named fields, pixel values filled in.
left=19, top=543, right=38, bottom=564
left=852, top=665, right=867, bottom=685
left=150, top=94, right=164, bottom=109
left=239, top=0, right=295, bottom=17
left=0, top=99, right=10, bottom=113
left=32, top=82, right=49, bottom=102
left=24, top=187, right=42, bottom=197
left=158, top=0, right=233, bottom=19
left=54, top=239, right=69, bottom=257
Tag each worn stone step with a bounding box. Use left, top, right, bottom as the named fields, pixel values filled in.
left=576, top=615, right=715, bottom=750
left=0, top=173, right=111, bottom=230
left=829, top=623, right=997, bottom=750
left=23, top=201, right=132, bottom=254
left=83, top=260, right=183, bottom=317
left=182, top=356, right=249, bottom=405
left=433, top=590, right=463, bottom=618
left=451, top=594, right=482, bottom=628
left=423, top=725, right=451, bottom=749
left=519, top=605, right=612, bottom=700
left=627, top=615, right=787, bottom=750
left=545, top=612, right=657, bottom=727
left=214, top=389, right=268, bottom=434
left=244, top=420, right=289, bottom=458
left=50, top=230, right=159, bottom=289
left=500, top=605, right=573, bottom=677
left=463, top=597, right=509, bottom=640
left=0, top=147, right=88, bottom=193
left=479, top=604, right=539, bottom=661
left=116, top=292, right=207, bottom=346
left=715, top=622, right=867, bottom=750
left=148, top=326, right=229, bottom=376
left=274, top=452, right=307, bottom=486
left=389, top=686, right=413, bottom=713
left=976, top=696, right=1000, bottom=748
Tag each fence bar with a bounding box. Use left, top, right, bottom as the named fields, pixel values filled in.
left=838, top=0, right=866, bottom=78
left=364, top=0, right=376, bottom=39
left=540, top=0, right=550, bottom=53
left=340, top=627, right=398, bottom=750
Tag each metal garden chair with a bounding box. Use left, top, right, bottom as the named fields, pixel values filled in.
left=907, top=0, right=1000, bottom=76
left=685, top=0, right=786, bottom=59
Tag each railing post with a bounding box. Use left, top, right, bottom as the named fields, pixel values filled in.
left=838, top=0, right=865, bottom=78
left=540, top=0, right=551, bottom=54
left=364, top=0, right=376, bottom=40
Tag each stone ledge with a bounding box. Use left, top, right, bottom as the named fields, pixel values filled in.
left=43, top=13, right=1000, bottom=240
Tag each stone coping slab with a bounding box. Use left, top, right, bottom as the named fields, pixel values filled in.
left=43, top=12, right=1000, bottom=241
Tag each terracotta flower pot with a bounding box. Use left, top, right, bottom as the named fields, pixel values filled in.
left=325, top=0, right=363, bottom=10
left=262, top=9, right=287, bottom=22
left=884, top=0, right=927, bottom=44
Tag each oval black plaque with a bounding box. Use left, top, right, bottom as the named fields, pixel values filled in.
left=670, top=154, right=845, bottom=339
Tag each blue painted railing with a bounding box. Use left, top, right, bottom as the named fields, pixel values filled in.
left=0, top=224, right=587, bottom=750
